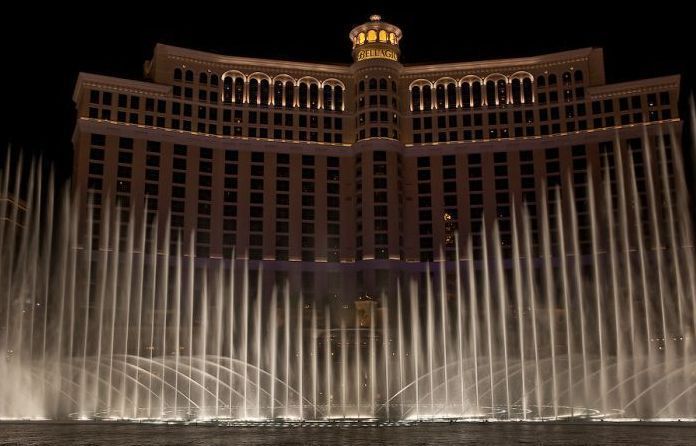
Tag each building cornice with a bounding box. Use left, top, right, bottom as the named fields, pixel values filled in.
left=73, top=72, right=170, bottom=103
left=403, top=119, right=681, bottom=155
left=75, top=117, right=681, bottom=158
left=154, top=43, right=353, bottom=77
left=587, top=75, right=681, bottom=99
left=75, top=118, right=353, bottom=154
left=400, top=48, right=598, bottom=78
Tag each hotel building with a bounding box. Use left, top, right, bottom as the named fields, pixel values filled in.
left=71, top=15, right=681, bottom=305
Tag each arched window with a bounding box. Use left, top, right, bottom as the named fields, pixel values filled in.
left=274, top=81, right=284, bottom=106
left=486, top=80, right=496, bottom=106
left=461, top=83, right=471, bottom=108
left=369, top=78, right=377, bottom=90
left=174, top=68, right=182, bottom=80
left=389, top=33, right=396, bottom=44
left=199, top=72, right=208, bottom=84
left=511, top=78, right=522, bottom=105
left=472, top=82, right=482, bottom=107
left=497, top=79, right=507, bottom=105
left=223, top=77, right=233, bottom=103
left=259, top=79, right=270, bottom=105
left=335, top=86, right=343, bottom=110
left=367, top=30, right=377, bottom=42
left=548, top=74, right=557, bottom=86
left=324, top=85, right=333, bottom=110
left=574, top=70, right=584, bottom=83
left=447, top=84, right=457, bottom=109
left=210, top=74, right=218, bottom=86
left=359, top=80, right=365, bottom=92
left=248, top=79, right=259, bottom=105
left=392, top=80, right=397, bottom=92
left=284, top=82, right=294, bottom=108
left=436, top=84, right=446, bottom=109
left=411, top=86, right=421, bottom=111
left=522, top=78, right=533, bottom=104
left=562, top=71, right=572, bottom=85
left=234, top=78, right=244, bottom=103
left=537, top=75, right=546, bottom=87
left=309, top=84, right=319, bottom=109
left=185, top=70, right=194, bottom=82
left=299, top=83, right=308, bottom=108
left=379, top=78, right=387, bottom=90
left=379, top=30, right=387, bottom=42
left=359, top=33, right=366, bottom=44
left=422, top=85, right=432, bottom=111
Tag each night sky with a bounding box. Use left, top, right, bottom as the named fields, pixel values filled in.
left=1, top=3, right=692, bottom=181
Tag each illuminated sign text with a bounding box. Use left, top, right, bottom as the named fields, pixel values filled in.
left=357, top=48, right=398, bottom=62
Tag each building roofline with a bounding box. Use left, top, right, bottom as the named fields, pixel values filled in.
left=153, top=43, right=353, bottom=75
left=73, top=72, right=170, bottom=103
left=588, top=74, right=681, bottom=97
left=401, top=47, right=599, bottom=75
left=153, top=45, right=607, bottom=78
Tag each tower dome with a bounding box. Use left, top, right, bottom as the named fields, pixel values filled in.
left=349, top=15, right=403, bottom=63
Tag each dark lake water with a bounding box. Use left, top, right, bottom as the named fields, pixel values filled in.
left=2, top=422, right=696, bottom=445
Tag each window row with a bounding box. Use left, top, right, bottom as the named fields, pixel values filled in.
left=218, top=74, right=344, bottom=110
left=409, top=73, right=539, bottom=111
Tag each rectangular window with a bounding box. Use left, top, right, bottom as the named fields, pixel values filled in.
left=118, top=137, right=133, bottom=150
left=660, top=91, right=670, bottom=105
left=602, top=99, right=613, bottom=113
left=90, top=134, right=107, bottom=146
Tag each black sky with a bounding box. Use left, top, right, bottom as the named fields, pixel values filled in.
left=1, top=3, right=693, bottom=180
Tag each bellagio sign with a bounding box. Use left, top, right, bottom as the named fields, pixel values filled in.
left=356, top=48, right=398, bottom=62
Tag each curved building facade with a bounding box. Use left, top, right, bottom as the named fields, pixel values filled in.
left=72, top=16, right=682, bottom=305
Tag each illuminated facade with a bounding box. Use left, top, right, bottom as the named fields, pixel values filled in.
left=72, top=15, right=681, bottom=303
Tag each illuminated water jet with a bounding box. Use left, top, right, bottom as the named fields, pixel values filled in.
left=1, top=126, right=696, bottom=422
